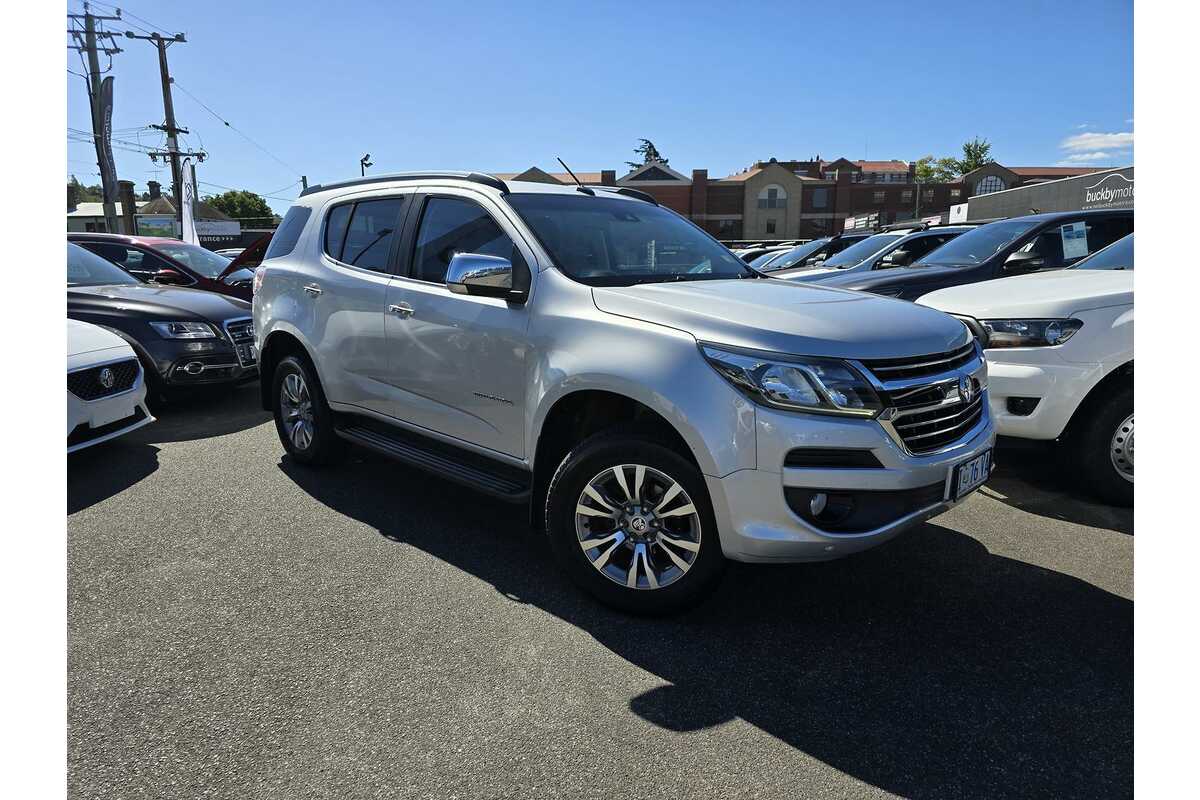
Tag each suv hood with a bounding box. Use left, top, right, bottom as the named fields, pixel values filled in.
left=592, top=279, right=969, bottom=359
left=919, top=269, right=1133, bottom=319
left=67, top=283, right=253, bottom=322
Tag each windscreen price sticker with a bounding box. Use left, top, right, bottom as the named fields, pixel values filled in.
left=1061, top=222, right=1089, bottom=261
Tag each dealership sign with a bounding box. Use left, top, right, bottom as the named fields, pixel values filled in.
left=1081, top=173, right=1134, bottom=210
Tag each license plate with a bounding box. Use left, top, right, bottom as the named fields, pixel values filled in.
left=951, top=449, right=992, bottom=501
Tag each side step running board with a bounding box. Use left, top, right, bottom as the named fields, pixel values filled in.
left=336, top=423, right=530, bottom=503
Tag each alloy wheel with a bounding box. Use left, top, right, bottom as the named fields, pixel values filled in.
left=280, top=372, right=314, bottom=451
left=574, top=464, right=702, bottom=590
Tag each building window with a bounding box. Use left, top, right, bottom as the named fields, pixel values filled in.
left=923, top=189, right=934, bottom=201
left=976, top=175, right=1006, bottom=195
left=764, top=219, right=777, bottom=234
left=757, top=184, right=787, bottom=209
left=811, top=188, right=828, bottom=209
left=873, top=190, right=885, bottom=203
left=950, top=188, right=961, bottom=198
left=823, top=171, right=836, bottom=180
left=718, top=219, right=736, bottom=236
left=901, top=190, right=913, bottom=203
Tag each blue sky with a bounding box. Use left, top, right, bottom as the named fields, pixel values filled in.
left=66, top=0, right=1133, bottom=213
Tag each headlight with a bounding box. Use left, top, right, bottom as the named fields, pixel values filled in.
left=701, top=344, right=882, bottom=417
left=149, top=321, right=216, bottom=339
left=980, top=318, right=1082, bottom=348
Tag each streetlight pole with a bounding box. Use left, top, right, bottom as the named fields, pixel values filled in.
left=360, top=153, right=372, bottom=177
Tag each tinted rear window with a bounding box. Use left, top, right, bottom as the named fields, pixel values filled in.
left=264, top=206, right=312, bottom=260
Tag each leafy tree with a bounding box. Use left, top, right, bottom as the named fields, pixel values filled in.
left=68, top=174, right=103, bottom=202
left=956, top=136, right=994, bottom=174
left=914, top=156, right=960, bottom=184
left=626, top=139, right=669, bottom=170
left=203, top=189, right=274, bottom=221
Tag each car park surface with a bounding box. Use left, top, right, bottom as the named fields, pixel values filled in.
left=67, top=385, right=1132, bottom=799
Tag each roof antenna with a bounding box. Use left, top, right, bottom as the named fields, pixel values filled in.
left=556, top=156, right=584, bottom=187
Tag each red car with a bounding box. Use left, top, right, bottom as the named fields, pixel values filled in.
left=67, top=232, right=271, bottom=302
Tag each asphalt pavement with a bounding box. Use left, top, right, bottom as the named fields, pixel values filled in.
left=68, top=384, right=1133, bottom=799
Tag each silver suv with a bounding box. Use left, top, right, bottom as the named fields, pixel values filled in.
left=253, top=172, right=995, bottom=612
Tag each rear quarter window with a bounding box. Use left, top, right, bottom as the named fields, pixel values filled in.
left=264, top=206, right=312, bottom=260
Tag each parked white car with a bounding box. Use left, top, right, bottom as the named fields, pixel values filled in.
left=68, top=319, right=154, bottom=453
left=919, top=233, right=1133, bottom=505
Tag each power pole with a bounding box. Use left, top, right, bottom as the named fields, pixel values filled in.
left=125, top=31, right=187, bottom=228
left=68, top=3, right=122, bottom=234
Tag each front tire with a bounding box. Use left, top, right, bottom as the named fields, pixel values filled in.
left=271, top=355, right=341, bottom=466
left=1072, top=385, right=1133, bottom=506
left=544, top=433, right=725, bottom=614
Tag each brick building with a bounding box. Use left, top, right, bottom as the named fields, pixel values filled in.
left=494, top=158, right=1103, bottom=240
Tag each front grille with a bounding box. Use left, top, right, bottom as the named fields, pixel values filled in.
left=223, top=318, right=257, bottom=367
left=892, top=394, right=984, bottom=454
left=859, top=340, right=977, bottom=381
left=856, top=340, right=987, bottom=455
left=67, top=358, right=140, bottom=401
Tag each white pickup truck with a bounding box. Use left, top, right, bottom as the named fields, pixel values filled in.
left=920, top=233, right=1133, bottom=505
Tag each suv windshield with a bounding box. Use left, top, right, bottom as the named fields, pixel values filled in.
left=506, top=193, right=751, bottom=286
left=917, top=218, right=1039, bottom=267
left=67, top=242, right=140, bottom=287
left=757, top=238, right=831, bottom=272
left=1072, top=233, right=1134, bottom=270
left=152, top=242, right=232, bottom=278
left=821, top=232, right=905, bottom=268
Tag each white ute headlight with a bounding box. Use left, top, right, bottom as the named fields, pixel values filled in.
left=149, top=321, right=217, bottom=339
left=702, top=344, right=882, bottom=417
left=981, top=318, right=1082, bottom=348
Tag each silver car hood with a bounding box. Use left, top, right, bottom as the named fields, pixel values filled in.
left=592, top=278, right=970, bottom=359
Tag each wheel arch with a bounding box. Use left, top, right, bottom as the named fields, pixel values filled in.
left=1059, top=360, right=1133, bottom=442
left=258, top=325, right=320, bottom=410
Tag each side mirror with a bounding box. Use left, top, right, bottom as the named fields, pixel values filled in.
left=152, top=268, right=188, bottom=285
left=1003, top=250, right=1044, bottom=273
left=446, top=253, right=526, bottom=302
left=880, top=250, right=911, bottom=268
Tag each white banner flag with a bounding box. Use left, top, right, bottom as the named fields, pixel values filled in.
left=180, top=157, right=199, bottom=244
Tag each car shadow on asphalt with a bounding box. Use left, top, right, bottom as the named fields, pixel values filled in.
left=985, top=439, right=1133, bottom=534
left=68, top=442, right=160, bottom=514
left=139, top=383, right=270, bottom=445
left=278, top=453, right=1132, bottom=799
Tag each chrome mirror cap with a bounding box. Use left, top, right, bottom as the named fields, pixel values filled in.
left=446, top=253, right=515, bottom=297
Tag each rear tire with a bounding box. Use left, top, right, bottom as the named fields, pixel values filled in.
left=271, top=355, right=342, bottom=466
left=1071, top=385, right=1133, bottom=507
left=544, top=432, right=725, bottom=614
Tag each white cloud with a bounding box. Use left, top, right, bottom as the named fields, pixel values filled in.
left=1075, top=123, right=1091, bottom=129
left=1060, top=131, right=1133, bottom=153
left=1058, top=151, right=1114, bottom=164
left=1126, top=118, right=1134, bottom=123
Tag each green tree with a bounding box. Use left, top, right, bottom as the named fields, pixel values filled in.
left=625, top=139, right=669, bottom=170
left=68, top=174, right=103, bottom=202
left=914, top=156, right=960, bottom=183
left=203, top=189, right=273, bottom=221
left=956, top=136, right=994, bottom=174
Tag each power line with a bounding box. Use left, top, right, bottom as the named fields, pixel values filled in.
left=171, top=81, right=303, bottom=178
left=198, top=180, right=299, bottom=204
left=83, top=0, right=177, bottom=38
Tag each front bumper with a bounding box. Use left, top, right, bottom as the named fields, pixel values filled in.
left=67, top=363, right=155, bottom=453
left=707, top=401, right=996, bottom=563
left=984, top=349, right=1105, bottom=440
left=143, top=333, right=258, bottom=387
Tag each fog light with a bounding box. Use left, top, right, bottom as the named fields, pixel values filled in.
left=1006, top=396, right=1040, bottom=416
left=810, top=492, right=828, bottom=516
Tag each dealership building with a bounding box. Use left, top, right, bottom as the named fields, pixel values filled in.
left=953, top=165, right=1133, bottom=221
left=496, top=159, right=1108, bottom=240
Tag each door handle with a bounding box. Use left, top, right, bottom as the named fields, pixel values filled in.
left=303, top=283, right=322, bottom=297
left=389, top=302, right=414, bottom=319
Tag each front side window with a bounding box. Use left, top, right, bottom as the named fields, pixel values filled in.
left=153, top=242, right=231, bottom=278
left=413, top=197, right=516, bottom=284
left=822, top=233, right=905, bottom=268
left=1073, top=233, right=1134, bottom=270
left=339, top=197, right=405, bottom=272
left=67, top=242, right=139, bottom=287
left=507, top=193, right=750, bottom=286
left=917, top=218, right=1040, bottom=267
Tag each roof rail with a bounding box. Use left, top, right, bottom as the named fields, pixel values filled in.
left=881, top=221, right=930, bottom=232
left=299, top=171, right=508, bottom=198
left=592, top=185, right=658, bottom=205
